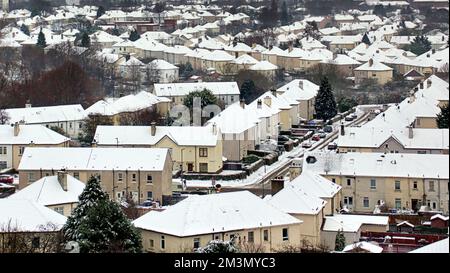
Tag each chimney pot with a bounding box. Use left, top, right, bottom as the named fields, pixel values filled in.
left=419, top=82, right=424, bottom=89
left=427, top=80, right=432, bottom=88
left=13, top=122, right=20, bottom=137
left=298, top=80, right=304, bottom=90
left=368, top=59, right=374, bottom=67
left=340, top=123, right=345, bottom=136
left=408, top=126, right=413, bottom=139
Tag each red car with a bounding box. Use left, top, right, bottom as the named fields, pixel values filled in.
left=0, top=175, right=14, bottom=184
left=312, top=134, right=321, bottom=141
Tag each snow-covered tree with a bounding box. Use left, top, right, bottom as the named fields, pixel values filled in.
left=196, top=239, right=239, bottom=253
left=335, top=229, right=346, bottom=251
left=314, top=76, right=337, bottom=121
left=63, top=176, right=142, bottom=253
left=437, top=103, right=449, bottom=129
left=129, top=29, right=140, bottom=42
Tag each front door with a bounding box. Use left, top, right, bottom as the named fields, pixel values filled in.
left=187, top=163, right=194, bottom=172
left=411, top=199, right=419, bottom=212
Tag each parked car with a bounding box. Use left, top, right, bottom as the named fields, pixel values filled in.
left=0, top=175, right=14, bottom=184
left=278, top=135, right=291, bottom=145
left=351, top=113, right=358, bottom=119
left=328, top=143, right=338, bottom=150
left=323, top=125, right=333, bottom=133
left=345, top=115, right=354, bottom=121
left=302, top=141, right=313, bottom=148
left=312, top=134, right=321, bottom=141
left=319, top=132, right=327, bottom=138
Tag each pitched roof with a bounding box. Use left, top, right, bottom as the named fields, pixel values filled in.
left=18, top=148, right=170, bottom=171
left=410, top=238, right=449, bottom=253
left=354, top=59, right=393, bottom=71
left=9, top=175, right=85, bottom=206
left=5, top=104, right=86, bottom=124
left=0, top=199, right=67, bottom=232
left=154, top=82, right=240, bottom=97
left=0, top=124, right=70, bottom=145
left=94, top=125, right=220, bottom=147
left=323, top=214, right=388, bottom=232
left=133, top=191, right=301, bottom=237
left=343, top=242, right=383, bottom=253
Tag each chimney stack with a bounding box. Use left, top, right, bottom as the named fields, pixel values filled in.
left=212, top=123, right=217, bottom=135
left=271, top=177, right=285, bottom=196
left=408, top=126, right=413, bottom=139
left=368, top=58, right=374, bottom=67
left=270, top=89, right=277, bottom=97
left=257, top=99, right=262, bottom=109
left=419, top=81, right=424, bottom=89
left=298, top=80, right=304, bottom=90
left=240, top=99, right=246, bottom=109
left=427, top=79, right=432, bottom=88
left=432, top=49, right=436, bottom=54
left=340, top=122, right=345, bottom=136
left=151, top=122, right=157, bottom=136
left=57, top=170, right=68, bottom=191
left=13, top=122, right=20, bottom=137
left=264, top=96, right=272, bottom=107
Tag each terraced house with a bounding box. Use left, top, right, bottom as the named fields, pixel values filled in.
left=17, top=147, right=173, bottom=205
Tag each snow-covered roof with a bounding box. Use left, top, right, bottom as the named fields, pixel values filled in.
left=5, top=104, right=86, bottom=124
left=0, top=124, right=70, bottom=145
left=277, top=79, right=320, bottom=101
left=410, top=238, right=449, bottom=253
left=0, top=199, right=67, bottom=232
left=150, top=59, right=178, bottom=70
left=206, top=102, right=260, bottom=134
left=268, top=182, right=327, bottom=215
left=133, top=191, right=301, bottom=237
left=323, top=214, right=389, bottom=232
left=232, top=54, right=258, bottom=65
left=291, top=171, right=341, bottom=199
left=154, top=82, right=240, bottom=97
left=430, top=214, right=449, bottom=221
left=249, top=60, right=278, bottom=71
left=9, top=174, right=84, bottom=206
left=94, top=126, right=220, bottom=147
left=330, top=54, right=361, bottom=65
left=18, top=148, right=170, bottom=171
left=354, top=59, right=393, bottom=71
left=303, top=151, right=449, bottom=179
left=397, top=221, right=414, bottom=227
left=343, top=242, right=383, bottom=253
left=337, top=127, right=449, bottom=150
left=201, top=49, right=235, bottom=61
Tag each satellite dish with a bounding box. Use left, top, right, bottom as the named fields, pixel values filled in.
left=65, top=241, right=80, bottom=253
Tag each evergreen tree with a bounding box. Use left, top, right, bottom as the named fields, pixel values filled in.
left=240, top=79, right=256, bottom=103
left=182, top=62, right=194, bottom=78
left=437, top=104, right=449, bottom=128
left=129, top=29, right=140, bottom=42
left=335, top=229, right=346, bottom=251
left=36, top=29, right=47, bottom=48
left=408, top=35, right=432, bottom=55
left=20, top=24, right=30, bottom=36
left=373, top=4, right=386, bottom=17
left=338, top=97, right=358, bottom=113
left=184, top=88, right=218, bottom=110
left=80, top=32, right=91, bottom=48
left=63, top=176, right=142, bottom=253
left=280, top=1, right=289, bottom=26
left=314, top=76, right=337, bottom=121
left=111, top=27, right=120, bottom=36
left=362, top=33, right=371, bottom=45
left=76, top=199, right=142, bottom=253
left=96, top=6, right=105, bottom=19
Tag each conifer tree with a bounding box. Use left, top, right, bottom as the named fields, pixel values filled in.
left=314, top=76, right=337, bottom=121
left=437, top=104, right=449, bottom=128
left=63, top=176, right=142, bottom=253
left=96, top=6, right=105, bottom=19
left=80, top=32, right=91, bottom=48
left=408, top=35, right=432, bottom=55
left=335, top=229, right=346, bottom=251
left=36, top=29, right=47, bottom=48
left=362, top=32, right=371, bottom=45
left=280, top=1, right=289, bottom=25
left=129, top=29, right=140, bottom=42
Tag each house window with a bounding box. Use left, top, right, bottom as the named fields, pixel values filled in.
left=69, top=122, right=72, bottom=129
left=147, top=191, right=153, bottom=200
left=199, top=148, right=208, bottom=157
left=132, top=173, right=137, bottom=182
left=147, top=175, right=153, bottom=184
left=54, top=207, right=64, bottom=215
left=370, top=179, right=376, bottom=190
left=346, top=178, right=351, bottom=186
left=417, top=151, right=427, bottom=154
left=32, top=237, right=40, bottom=249
left=395, top=198, right=402, bottom=209
left=199, top=163, right=208, bottom=173
left=0, top=161, right=6, bottom=169
left=395, top=181, right=401, bottom=191
left=193, top=238, right=200, bottom=249
left=0, top=147, right=6, bottom=154
left=372, top=73, right=376, bottom=77
left=118, top=173, right=123, bottom=182
left=248, top=231, right=254, bottom=243
left=429, top=181, right=435, bottom=192
left=19, top=146, right=25, bottom=155
left=263, top=230, right=269, bottom=242
left=282, top=228, right=289, bottom=241
left=363, top=197, right=369, bottom=208
left=161, top=236, right=165, bottom=249
left=332, top=178, right=336, bottom=183
left=79, top=123, right=82, bottom=129
left=413, top=181, right=418, bottom=190
left=344, top=196, right=353, bottom=206
left=28, top=173, right=35, bottom=183
left=73, top=172, right=79, bottom=180
left=149, top=239, right=154, bottom=249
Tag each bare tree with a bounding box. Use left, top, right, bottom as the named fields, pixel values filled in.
left=0, top=109, right=10, bottom=124
left=238, top=242, right=266, bottom=253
